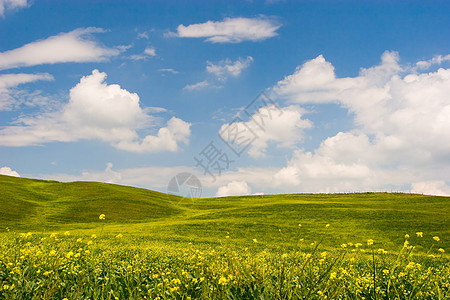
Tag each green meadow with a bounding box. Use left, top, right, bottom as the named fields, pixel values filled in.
left=0, top=174, right=449, bottom=299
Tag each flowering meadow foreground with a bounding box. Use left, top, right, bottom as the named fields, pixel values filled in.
left=0, top=176, right=449, bottom=299
left=0, top=226, right=448, bottom=299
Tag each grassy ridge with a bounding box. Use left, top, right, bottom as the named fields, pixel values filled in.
left=0, top=175, right=182, bottom=228
left=0, top=174, right=449, bottom=251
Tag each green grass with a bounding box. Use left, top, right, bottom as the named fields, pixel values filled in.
left=1, top=174, right=449, bottom=299
left=1, top=174, right=448, bottom=251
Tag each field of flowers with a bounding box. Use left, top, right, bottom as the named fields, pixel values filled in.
left=1, top=224, right=448, bottom=299
left=1, top=176, right=449, bottom=299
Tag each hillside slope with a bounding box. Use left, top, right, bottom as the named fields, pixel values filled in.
left=0, top=175, right=184, bottom=229
left=1, top=174, right=449, bottom=250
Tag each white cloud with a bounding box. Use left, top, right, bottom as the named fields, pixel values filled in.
left=207, top=56, right=253, bottom=80
left=176, top=17, right=281, bottom=43
left=0, top=70, right=191, bottom=152
left=411, top=181, right=450, bottom=196
left=0, top=28, right=122, bottom=70
left=159, top=68, right=179, bottom=74
left=144, top=47, right=156, bottom=56
left=184, top=56, right=252, bottom=91
left=0, top=166, right=20, bottom=177
left=137, top=32, right=149, bottom=39
left=0, top=73, right=54, bottom=89
left=415, top=54, right=450, bottom=70
left=130, top=46, right=156, bottom=60
left=216, top=180, right=251, bottom=197
left=272, top=133, right=378, bottom=192
left=115, top=117, right=191, bottom=153
left=183, top=80, right=211, bottom=91
left=271, top=51, right=450, bottom=195
left=219, top=105, right=312, bottom=158
left=0, top=73, right=54, bottom=110
left=0, top=0, right=28, bottom=17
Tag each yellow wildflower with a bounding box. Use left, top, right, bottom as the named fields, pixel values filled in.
left=416, top=232, right=423, bottom=237
left=367, top=239, right=374, bottom=246
left=116, top=233, right=123, bottom=238
left=218, top=276, right=228, bottom=285
left=438, top=248, right=445, bottom=253
left=433, top=236, right=440, bottom=242
left=99, top=214, right=105, bottom=220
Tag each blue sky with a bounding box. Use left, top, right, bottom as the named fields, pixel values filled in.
left=1, top=0, right=450, bottom=197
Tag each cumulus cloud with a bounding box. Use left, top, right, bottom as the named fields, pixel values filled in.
left=207, top=56, right=253, bottom=80
left=0, top=166, right=20, bottom=177
left=219, top=105, right=312, bottom=158
left=0, top=0, right=28, bottom=17
left=271, top=51, right=450, bottom=195
left=130, top=47, right=157, bottom=60
left=0, top=73, right=54, bottom=110
left=0, top=28, right=122, bottom=70
left=176, top=17, right=281, bottom=43
left=0, top=70, right=191, bottom=152
left=415, top=54, right=450, bottom=70
left=115, top=117, right=191, bottom=153
left=216, top=180, right=251, bottom=197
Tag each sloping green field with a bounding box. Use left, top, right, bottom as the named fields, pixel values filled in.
left=1, top=174, right=449, bottom=299
left=1, top=174, right=448, bottom=251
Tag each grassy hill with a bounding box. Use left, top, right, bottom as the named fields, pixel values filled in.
left=0, top=174, right=449, bottom=251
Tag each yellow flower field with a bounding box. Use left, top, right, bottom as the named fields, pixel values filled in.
left=0, top=229, right=448, bottom=299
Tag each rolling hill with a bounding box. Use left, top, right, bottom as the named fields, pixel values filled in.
left=1, top=174, right=448, bottom=251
